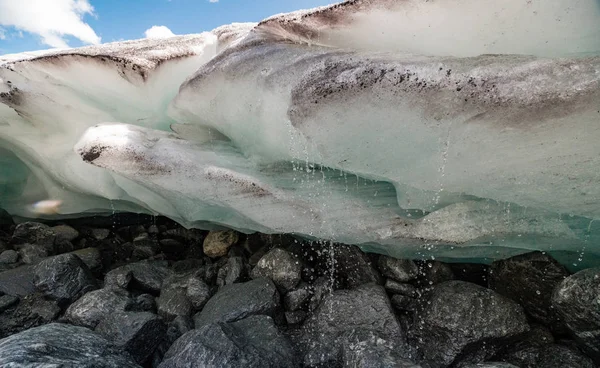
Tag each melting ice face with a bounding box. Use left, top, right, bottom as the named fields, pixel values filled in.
left=1, top=1, right=600, bottom=265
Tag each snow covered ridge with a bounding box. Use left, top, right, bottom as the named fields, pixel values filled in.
left=1, top=1, right=600, bottom=263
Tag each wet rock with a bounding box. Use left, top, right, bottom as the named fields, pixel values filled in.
left=0, top=295, right=18, bottom=312
left=11, top=222, right=55, bottom=252
left=133, top=294, right=156, bottom=312
left=419, top=261, right=455, bottom=285
left=159, top=238, right=187, bottom=259
left=489, top=251, right=569, bottom=329
left=385, top=279, right=418, bottom=297
left=378, top=256, right=419, bottom=283
left=90, top=228, right=111, bottom=240
left=301, top=283, right=403, bottom=366
left=552, top=267, right=600, bottom=363
left=0, top=293, right=60, bottom=338
left=203, top=230, right=239, bottom=258
left=186, top=276, right=211, bottom=310
left=284, top=283, right=311, bottom=311
left=218, top=256, right=245, bottom=287
left=52, top=224, right=79, bottom=242
left=391, top=294, right=417, bottom=312
left=163, top=228, right=204, bottom=244
left=194, top=277, right=281, bottom=328
left=160, top=315, right=297, bottom=368
left=151, top=316, right=194, bottom=367
left=0, top=265, right=36, bottom=296
left=0, top=323, right=139, bottom=368
left=535, top=344, right=596, bottom=368
left=64, top=288, right=134, bottom=329
left=491, top=324, right=554, bottom=367
left=105, top=261, right=171, bottom=294
left=413, top=281, right=529, bottom=367
left=157, top=288, right=193, bottom=321
left=327, top=244, right=382, bottom=288
left=71, top=247, right=102, bottom=273
left=0, top=250, right=18, bottom=264
left=96, top=311, right=167, bottom=364
left=461, top=364, right=519, bottom=368
left=15, top=243, right=48, bottom=264
left=341, top=329, right=420, bottom=368
left=450, top=263, right=490, bottom=287
left=285, top=310, right=307, bottom=325
left=251, top=248, right=302, bottom=291
left=132, top=245, right=156, bottom=260
left=33, top=253, right=98, bottom=306
left=308, top=276, right=331, bottom=312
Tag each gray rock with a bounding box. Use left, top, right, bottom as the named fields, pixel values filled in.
left=329, top=244, right=382, bottom=288
left=203, top=230, right=239, bottom=258
left=0, top=250, right=18, bottom=264
left=0, top=295, right=18, bottom=312
left=51, top=224, right=79, bottom=242
left=96, top=311, right=167, bottom=364
left=159, top=238, right=186, bottom=259
left=0, top=293, right=61, bottom=339
left=151, top=316, right=195, bottom=367
left=308, top=276, right=331, bottom=312
left=133, top=294, right=156, bottom=312
left=301, top=284, right=404, bottom=366
left=461, top=364, right=519, bottom=368
left=284, top=283, right=311, bottom=311
left=384, top=279, right=418, bottom=297
left=11, top=222, right=55, bottom=252
left=535, top=344, right=596, bottom=368
left=341, top=330, right=421, bottom=368
left=489, top=251, right=569, bottom=329
left=552, top=267, right=600, bottom=363
left=285, top=310, right=307, bottom=325
left=105, top=261, right=171, bottom=293
left=491, top=324, right=555, bottom=367
left=132, top=245, right=156, bottom=260
left=70, top=247, right=103, bottom=272
left=15, top=243, right=48, bottom=264
left=251, top=248, right=302, bottom=291
left=390, top=294, right=417, bottom=312
left=420, top=261, right=455, bottom=285
left=163, top=228, right=204, bottom=244
left=186, top=276, right=211, bottom=310
left=33, top=253, right=98, bottom=306
left=90, top=228, right=111, bottom=240
left=413, top=281, right=529, bottom=367
left=194, top=278, right=281, bottom=328
left=0, top=323, right=140, bottom=368
left=378, top=256, right=419, bottom=283
left=64, top=288, right=134, bottom=328
left=157, top=288, right=193, bottom=321
left=160, top=315, right=297, bottom=368
left=0, top=265, right=36, bottom=296
left=224, top=256, right=245, bottom=285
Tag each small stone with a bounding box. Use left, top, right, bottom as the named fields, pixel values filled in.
left=194, top=278, right=281, bottom=328
left=33, top=253, right=98, bottom=306
left=0, top=250, right=18, bottom=264
left=11, top=222, right=55, bottom=252
left=284, top=283, right=311, bottom=311
left=132, top=245, right=156, bottom=260
left=251, top=248, right=302, bottom=291
left=147, top=225, right=159, bottom=235
left=90, top=228, right=111, bottom=240
left=51, top=225, right=79, bottom=242
left=224, top=256, right=245, bottom=285
left=157, top=288, right=193, bottom=321
left=95, top=311, right=167, bottom=364
left=15, top=243, right=48, bottom=264
left=390, top=294, right=417, bottom=312
left=133, top=293, right=156, bottom=312
left=0, top=295, right=18, bottom=312
left=308, top=277, right=331, bottom=312
left=186, top=277, right=211, bottom=310
left=164, top=228, right=205, bottom=244
left=377, top=256, right=419, bottom=282
left=70, top=247, right=102, bottom=273
left=420, top=260, right=455, bottom=285
left=203, top=230, right=239, bottom=258
left=384, top=279, right=418, bottom=297
left=104, top=261, right=171, bottom=293
left=285, top=310, right=307, bottom=325
left=462, top=364, right=520, bottom=368
left=64, top=288, right=134, bottom=329
left=159, top=238, right=186, bottom=259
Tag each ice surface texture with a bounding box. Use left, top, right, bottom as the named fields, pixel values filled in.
left=1, top=0, right=600, bottom=262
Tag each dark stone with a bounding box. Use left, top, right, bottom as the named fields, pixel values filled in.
left=491, top=324, right=554, bottom=367
left=552, top=267, right=600, bottom=363
left=308, top=276, right=331, bottom=312
left=301, top=284, right=404, bottom=366
left=163, top=228, right=204, bottom=244
left=64, top=288, right=134, bottom=329
left=55, top=238, right=76, bottom=254
left=96, top=311, right=167, bottom=364
left=385, top=279, right=418, bottom=297
left=186, top=276, right=211, bottom=310
left=0, top=250, right=18, bottom=264
left=0, top=265, right=36, bottom=296
left=535, top=344, right=596, bottom=368
left=194, top=278, right=281, bottom=328
left=461, top=364, right=519, bottom=368
left=157, top=288, right=193, bottom=321
left=0, top=293, right=60, bottom=338
left=132, top=245, right=156, bottom=260
left=251, top=248, right=302, bottom=291
left=413, top=281, right=529, bottom=367
left=90, top=228, right=111, bottom=240
left=0, top=209, right=13, bottom=228
left=70, top=247, right=103, bottom=273
left=171, top=258, right=204, bottom=273
left=33, top=253, right=98, bottom=307
left=151, top=316, right=194, bottom=367
left=51, top=225, right=79, bottom=242
left=450, top=263, right=490, bottom=287
left=11, top=222, right=55, bottom=252
left=0, top=323, right=139, bottom=367
left=340, top=329, right=421, bottom=368
left=418, top=261, right=455, bottom=285
left=378, top=256, right=419, bottom=283
left=0, top=294, right=18, bottom=312
left=133, top=294, right=156, bottom=312
left=160, top=315, right=297, bottom=368
left=391, top=294, right=417, bottom=312
left=105, top=261, right=171, bottom=294
left=489, top=251, right=569, bottom=329
left=15, top=243, right=48, bottom=264
left=224, top=256, right=245, bottom=285
left=159, top=238, right=187, bottom=259
left=284, top=283, right=311, bottom=311
left=285, top=310, right=307, bottom=325
left=329, top=244, right=382, bottom=288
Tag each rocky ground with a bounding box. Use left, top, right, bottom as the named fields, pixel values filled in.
left=0, top=209, right=598, bottom=368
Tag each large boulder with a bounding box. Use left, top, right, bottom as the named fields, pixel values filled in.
left=251, top=248, right=302, bottom=291
left=33, top=253, right=98, bottom=307
left=489, top=251, right=569, bottom=329
left=194, top=278, right=281, bottom=328
left=0, top=265, right=36, bottom=296
left=0, top=323, right=139, bottom=367
left=0, top=293, right=60, bottom=338
left=160, top=315, right=297, bottom=368
left=301, top=283, right=405, bottom=366
left=552, top=267, right=600, bottom=363
left=95, top=311, right=167, bottom=364
left=64, top=288, right=134, bottom=328
left=413, top=281, right=529, bottom=367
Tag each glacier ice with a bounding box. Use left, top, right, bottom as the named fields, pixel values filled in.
left=1, top=1, right=600, bottom=263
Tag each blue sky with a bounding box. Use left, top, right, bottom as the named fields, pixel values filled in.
left=0, top=0, right=335, bottom=55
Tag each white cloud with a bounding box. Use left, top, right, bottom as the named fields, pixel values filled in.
left=0, top=27, right=5, bottom=40
left=209, top=0, right=219, bottom=2
left=144, top=25, right=176, bottom=39
left=0, top=0, right=100, bottom=48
